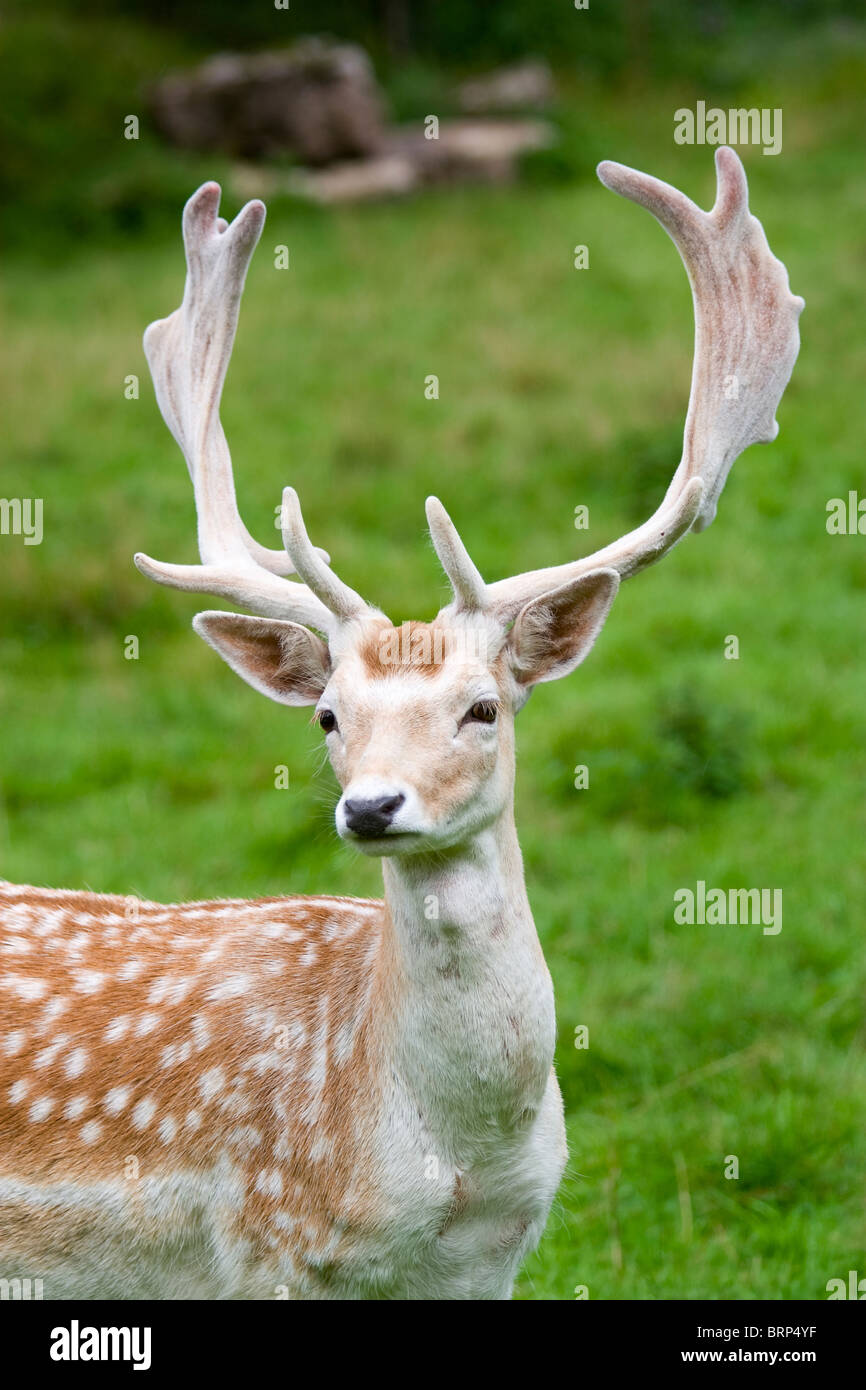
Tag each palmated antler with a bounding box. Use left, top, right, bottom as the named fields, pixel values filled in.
left=135, top=182, right=373, bottom=638
left=428, top=147, right=804, bottom=622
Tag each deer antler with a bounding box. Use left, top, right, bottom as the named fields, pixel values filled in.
left=429, top=147, right=804, bottom=621
left=135, top=182, right=372, bottom=637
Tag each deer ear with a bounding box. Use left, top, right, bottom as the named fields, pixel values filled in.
left=507, top=569, right=619, bottom=687
left=192, top=612, right=331, bottom=706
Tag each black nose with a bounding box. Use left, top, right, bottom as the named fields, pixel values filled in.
left=343, top=793, right=405, bottom=839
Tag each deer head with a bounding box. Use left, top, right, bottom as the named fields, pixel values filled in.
left=136, top=151, right=803, bottom=855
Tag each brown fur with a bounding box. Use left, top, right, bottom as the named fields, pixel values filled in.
left=0, top=881, right=399, bottom=1280
left=358, top=620, right=466, bottom=680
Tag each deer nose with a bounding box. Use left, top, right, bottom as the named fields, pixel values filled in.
left=343, top=793, right=406, bottom=839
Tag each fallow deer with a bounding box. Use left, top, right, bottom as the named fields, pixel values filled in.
left=0, top=149, right=802, bottom=1299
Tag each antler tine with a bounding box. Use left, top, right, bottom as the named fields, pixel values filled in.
left=133, top=553, right=334, bottom=628
left=425, top=497, right=488, bottom=612
left=142, top=183, right=293, bottom=573
left=280, top=487, right=369, bottom=623
left=599, top=145, right=803, bottom=532
left=135, top=181, right=371, bottom=638
left=448, top=148, right=803, bottom=623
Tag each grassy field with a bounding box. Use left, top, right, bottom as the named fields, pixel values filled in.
left=1, top=56, right=864, bottom=1299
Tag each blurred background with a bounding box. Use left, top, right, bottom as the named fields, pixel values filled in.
left=1, top=0, right=864, bottom=1299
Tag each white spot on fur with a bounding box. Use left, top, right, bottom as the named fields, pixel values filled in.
left=199, top=1067, right=225, bottom=1102
left=73, top=969, right=105, bottom=994
left=158, top=1115, right=178, bottom=1143
left=2, top=975, right=48, bottom=1000
left=132, top=1097, right=157, bottom=1130
left=334, top=1020, right=356, bottom=1065
left=37, top=997, right=69, bottom=1032
left=298, top=996, right=329, bottom=1126
left=118, top=959, right=145, bottom=982
left=32, top=910, right=66, bottom=938
left=256, top=1168, right=284, bottom=1198
left=80, top=1120, right=103, bottom=1144
left=309, top=1133, right=334, bottom=1162
left=149, top=975, right=193, bottom=1006
left=64, top=1095, right=89, bottom=1120
left=64, top=1047, right=88, bottom=1079
left=228, top=1125, right=262, bottom=1154
left=1, top=936, right=31, bottom=954
left=104, top=1086, right=131, bottom=1115
left=3, top=1030, right=26, bottom=1056
left=207, top=973, right=251, bottom=1002
left=34, top=1036, right=69, bottom=1069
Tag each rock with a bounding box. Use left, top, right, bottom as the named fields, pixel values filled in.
left=385, top=118, right=555, bottom=187
left=287, top=155, right=418, bottom=204
left=456, top=61, right=555, bottom=114
left=235, top=119, right=556, bottom=205
left=149, top=38, right=387, bottom=165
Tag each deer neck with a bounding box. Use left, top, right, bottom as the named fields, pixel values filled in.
left=377, top=809, right=557, bottom=1145
left=381, top=810, right=535, bottom=962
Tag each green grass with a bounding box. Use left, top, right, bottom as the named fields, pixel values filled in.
left=2, top=59, right=865, bottom=1300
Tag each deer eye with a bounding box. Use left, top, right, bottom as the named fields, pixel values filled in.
left=317, top=709, right=337, bottom=734
left=464, top=701, right=498, bottom=725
